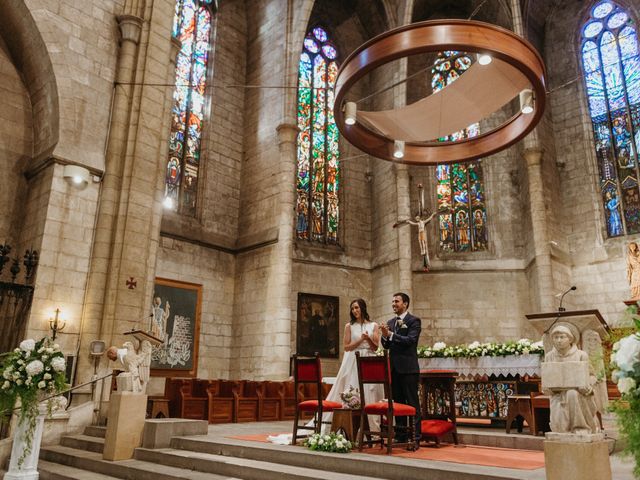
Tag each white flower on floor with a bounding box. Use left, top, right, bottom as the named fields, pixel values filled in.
left=19, top=339, right=35, bottom=352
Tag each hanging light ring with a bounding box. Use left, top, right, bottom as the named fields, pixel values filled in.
left=333, top=19, right=547, bottom=165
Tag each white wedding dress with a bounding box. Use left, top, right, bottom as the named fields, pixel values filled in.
left=317, top=321, right=384, bottom=432
left=268, top=322, right=384, bottom=444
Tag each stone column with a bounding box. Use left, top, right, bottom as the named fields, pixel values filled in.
left=77, top=13, right=143, bottom=390
left=259, top=122, right=298, bottom=379
left=524, top=147, right=555, bottom=311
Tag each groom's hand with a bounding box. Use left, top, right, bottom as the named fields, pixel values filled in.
left=380, top=324, right=391, bottom=338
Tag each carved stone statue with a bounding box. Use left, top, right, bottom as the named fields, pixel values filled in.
left=543, top=325, right=599, bottom=435
left=107, top=339, right=152, bottom=394
left=627, top=242, right=640, bottom=301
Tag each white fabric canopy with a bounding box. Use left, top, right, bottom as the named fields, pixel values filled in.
left=357, top=58, right=532, bottom=142
left=419, top=354, right=541, bottom=380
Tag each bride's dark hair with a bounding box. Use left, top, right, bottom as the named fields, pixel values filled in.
left=349, top=298, right=370, bottom=324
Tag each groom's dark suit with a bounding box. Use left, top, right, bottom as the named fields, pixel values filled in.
left=381, top=312, right=421, bottom=442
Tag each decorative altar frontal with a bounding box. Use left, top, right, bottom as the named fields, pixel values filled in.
left=419, top=354, right=542, bottom=380
left=419, top=355, right=543, bottom=421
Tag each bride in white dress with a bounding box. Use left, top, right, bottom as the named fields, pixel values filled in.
left=269, top=299, right=384, bottom=444
left=320, top=298, right=384, bottom=431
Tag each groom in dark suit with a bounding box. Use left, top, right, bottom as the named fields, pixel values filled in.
left=380, top=292, right=421, bottom=447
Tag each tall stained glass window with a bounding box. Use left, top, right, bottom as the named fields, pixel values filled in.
left=431, top=51, right=488, bottom=252
left=165, top=0, right=214, bottom=216
left=581, top=2, right=640, bottom=237
left=296, top=27, right=340, bottom=243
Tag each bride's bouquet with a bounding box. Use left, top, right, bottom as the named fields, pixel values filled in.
left=340, top=385, right=360, bottom=409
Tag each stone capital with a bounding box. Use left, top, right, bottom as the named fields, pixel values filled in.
left=276, top=123, right=299, bottom=146
left=524, top=147, right=544, bottom=167
left=117, top=15, right=143, bottom=44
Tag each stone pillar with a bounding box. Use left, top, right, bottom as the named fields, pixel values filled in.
left=260, top=122, right=298, bottom=379
left=524, top=147, right=555, bottom=311
left=77, top=13, right=144, bottom=390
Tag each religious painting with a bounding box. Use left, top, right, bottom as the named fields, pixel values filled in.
left=150, top=278, right=201, bottom=377
left=296, top=293, right=339, bottom=358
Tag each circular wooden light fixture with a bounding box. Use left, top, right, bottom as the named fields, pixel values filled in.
left=333, top=20, right=547, bottom=165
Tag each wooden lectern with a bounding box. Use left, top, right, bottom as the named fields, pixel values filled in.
left=525, top=309, right=611, bottom=349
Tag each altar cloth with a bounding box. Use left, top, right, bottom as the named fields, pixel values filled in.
left=419, top=354, right=542, bottom=380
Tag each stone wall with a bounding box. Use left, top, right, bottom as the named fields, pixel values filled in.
left=155, top=237, right=236, bottom=380
left=0, top=38, right=31, bottom=245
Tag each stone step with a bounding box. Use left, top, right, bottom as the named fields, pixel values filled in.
left=38, top=459, right=121, bottom=480
left=135, top=447, right=384, bottom=480
left=39, top=445, right=241, bottom=480
left=60, top=433, right=105, bottom=453
left=168, top=436, right=526, bottom=480
left=83, top=425, right=107, bottom=438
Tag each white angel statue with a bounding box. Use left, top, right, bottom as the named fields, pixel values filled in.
left=107, top=340, right=152, bottom=394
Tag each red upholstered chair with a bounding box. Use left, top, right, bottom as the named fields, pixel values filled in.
left=291, top=354, right=342, bottom=445
left=356, top=351, right=416, bottom=454
left=419, top=370, right=459, bottom=447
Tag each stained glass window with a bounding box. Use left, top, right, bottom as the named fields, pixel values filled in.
left=581, top=2, right=640, bottom=237
left=431, top=52, right=488, bottom=252
left=296, top=26, right=340, bottom=243
left=165, top=0, right=214, bottom=216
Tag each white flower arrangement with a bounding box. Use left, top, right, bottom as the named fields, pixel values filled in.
left=304, top=432, right=352, bottom=453
left=339, top=385, right=361, bottom=409
left=418, top=339, right=544, bottom=358
left=0, top=337, right=67, bottom=467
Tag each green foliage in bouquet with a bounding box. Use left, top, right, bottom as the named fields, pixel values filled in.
left=0, top=337, right=67, bottom=466
left=418, top=338, right=544, bottom=358
left=303, top=432, right=352, bottom=453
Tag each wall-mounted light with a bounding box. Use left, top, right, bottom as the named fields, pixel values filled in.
left=477, top=53, right=492, bottom=65
left=520, top=89, right=534, bottom=114
left=62, top=165, right=91, bottom=188
left=344, top=102, right=357, bottom=125
left=393, top=140, right=405, bottom=159
left=49, top=308, right=66, bottom=340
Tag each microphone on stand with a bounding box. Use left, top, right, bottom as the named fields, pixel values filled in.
left=544, top=286, right=577, bottom=334
left=558, top=285, right=577, bottom=312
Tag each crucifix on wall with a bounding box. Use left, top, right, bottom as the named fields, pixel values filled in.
left=393, top=183, right=444, bottom=272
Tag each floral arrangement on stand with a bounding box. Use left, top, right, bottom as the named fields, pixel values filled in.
left=417, top=338, right=544, bottom=358
left=303, top=432, right=352, bottom=453
left=0, top=337, right=67, bottom=466
left=340, top=385, right=361, bottom=409
left=610, top=308, right=640, bottom=477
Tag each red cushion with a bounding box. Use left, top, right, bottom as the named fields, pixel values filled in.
left=364, top=401, right=416, bottom=416
left=297, top=400, right=342, bottom=412
left=421, top=419, right=455, bottom=436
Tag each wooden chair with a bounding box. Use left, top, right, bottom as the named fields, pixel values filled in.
left=180, top=379, right=209, bottom=420
left=207, top=380, right=239, bottom=424
left=237, top=381, right=260, bottom=422
left=291, top=353, right=342, bottom=445
left=505, top=395, right=533, bottom=434
left=259, top=381, right=284, bottom=421
left=356, top=351, right=416, bottom=454
left=281, top=381, right=301, bottom=420
left=530, top=392, right=551, bottom=436
left=420, top=370, right=459, bottom=446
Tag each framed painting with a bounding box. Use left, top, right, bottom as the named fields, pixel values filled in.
left=149, top=278, right=202, bottom=377
left=296, top=293, right=339, bottom=358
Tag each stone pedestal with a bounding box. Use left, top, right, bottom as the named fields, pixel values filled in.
left=544, top=434, right=611, bottom=480
left=103, top=391, right=147, bottom=461
left=5, top=405, right=48, bottom=480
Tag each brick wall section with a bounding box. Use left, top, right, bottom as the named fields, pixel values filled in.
left=545, top=0, right=640, bottom=323
left=25, top=0, right=123, bottom=170
left=156, top=237, right=236, bottom=379
left=23, top=164, right=99, bottom=353
left=0, top=40, right=32, bottom=244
